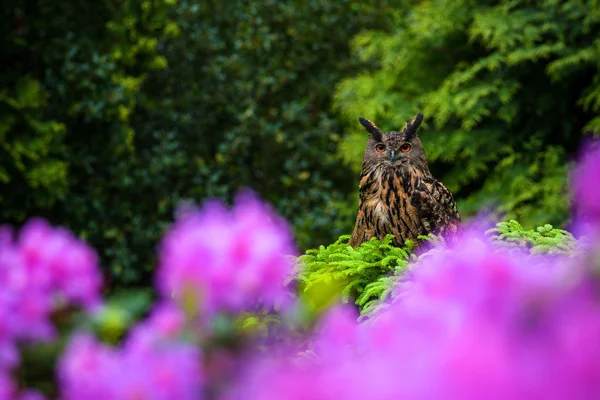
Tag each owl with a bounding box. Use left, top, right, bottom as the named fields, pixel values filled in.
left=349, top=113, right=462, bottom=248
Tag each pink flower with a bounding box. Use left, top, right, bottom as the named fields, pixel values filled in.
left=233, top=227, right=600, bottom=399
left=59, top=306, right=202, bottom=400
left=141, top=303, right=187, bottom=339
left=157, top=190, right=296, bottom=316
left=57, top=334, right=116, bottom=399
left=572, top=142, right=600, bottom=228
left=19, top=219, right=102, bottom=309
left=19, top=390, right=46, bottom=400
left=312, top=304, right=360, bottom=358
left=0, top=219, right=103, bottom=346
left=0, top=370, right=15, bottom=399
left=0, top=218, right=104, bottom=396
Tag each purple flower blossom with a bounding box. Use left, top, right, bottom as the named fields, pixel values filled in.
left=58, top=333, right=122, bottom=399
left=233, top=229, right=600, bottom=399
left=19, top=389, right=46, bottom=400
left=18, top=218, right=102, bottom=309
left=8, top=145, right=600, bottom=398
left=0, top=370, right=15, bottom=399
left=572, top=142, right=600, bottom=228
left=0, top=219, right=103, bottom=346
left=59, top=306, right=203, bottom=400
left=0, top=218, right=103, bottom=396
left=157, top=190, right=296, bottom=316
left=141, top=303, right=187, bottom=339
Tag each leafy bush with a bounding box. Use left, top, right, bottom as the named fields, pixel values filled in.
left=297, top=234, right=414, bottom=316
left=4, top=0, right=598, bottom=288
left=334, top=0, right=600, bottom=229
left=297, top=219, right=578, bottom=316
left=0, top=0, right=399, bottom=286
left=486, top=219, right=577, bottom=255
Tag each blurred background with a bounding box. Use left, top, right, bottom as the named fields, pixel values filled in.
left=1, top=0, right=599, bottom=287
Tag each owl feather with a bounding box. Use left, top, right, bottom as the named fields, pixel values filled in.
left=349, top=113, right=462, bottom=248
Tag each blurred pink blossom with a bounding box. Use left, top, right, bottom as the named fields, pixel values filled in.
left=0, top=219, right=102, bottom=364
left=157, top=190, right=296, bottom=316
left=572, top=142, right=600, bottom=228
left=233, top=228, right=600, bottom=399
left=0, top=218, right=103, bottom=396
left=59, top=305, right=202, bottom=400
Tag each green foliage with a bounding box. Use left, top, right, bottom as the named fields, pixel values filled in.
left=298, top=220, right=579, bottom=316
left=297, top=234, right=414, bottom=315
left=0, top=74, right=68, bottom=218
left=3, top=0, right=595, bottom=288
left=486, top=219, right=577, bottom=255
left=1, top=0, right=398, bottom=285
left=334, top=0, right=600, bottom=229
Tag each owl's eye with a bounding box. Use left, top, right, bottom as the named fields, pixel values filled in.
left=400, top=143, right=411, bottom=153
left=375, top=143, right=386, bottom=153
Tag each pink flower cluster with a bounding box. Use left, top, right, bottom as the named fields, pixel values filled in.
left=233, top=233, right=600, bottom=399
left=572, top=142, right=600, bottom=227
left=156, top=190, right=296, bottom=316
left=228, top=143, right=600, bottom=399
left=229, top=140, right=600, bottom=397
left=3, top=143, right=600, bottom=399
left=58, top=304, right=202, bottom=400
left=0, top=219, right=102, bottom=369
left=58, top=190, right=296, bottom=399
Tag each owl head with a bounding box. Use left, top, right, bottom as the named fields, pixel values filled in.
left=358, top=113, right=428, bottom=171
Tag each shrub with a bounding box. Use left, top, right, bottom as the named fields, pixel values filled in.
left=0, top=0, right=400, bottom=286
left=334, top=0, right=600, bottom=229
left=296, top=218, right=578, bottom=316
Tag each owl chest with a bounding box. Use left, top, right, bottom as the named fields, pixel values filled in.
left=363, top=191, right=417, bottom=226
left=361, top=175, right=420, bottom=232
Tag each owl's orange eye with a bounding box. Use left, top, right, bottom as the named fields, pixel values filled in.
left=375, top=143, right=386, bottom=152
left=400, top=143, right=411, bottom=153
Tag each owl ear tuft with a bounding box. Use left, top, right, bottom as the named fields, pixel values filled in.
left=358, top=117, right=383, bottom=142
left=404, top=113, right=424, bottom=139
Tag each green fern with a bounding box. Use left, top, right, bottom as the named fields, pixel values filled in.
left=297, top=220, right=579, bottom=318
left=296, top=234, right=414, bottom=314
left=486, top=220, right=577, bottom=255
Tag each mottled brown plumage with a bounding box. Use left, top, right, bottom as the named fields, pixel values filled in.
left=349, top=113, right=461, bottom=248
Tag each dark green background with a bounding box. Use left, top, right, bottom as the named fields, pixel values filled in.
left=2, top=0, right=599, bottom=286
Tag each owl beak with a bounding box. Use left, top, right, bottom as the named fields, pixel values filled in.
left=390, top=150, right=396, bottom=162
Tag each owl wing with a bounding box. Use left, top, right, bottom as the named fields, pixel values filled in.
left=411, top=176, right=462, bottom=239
